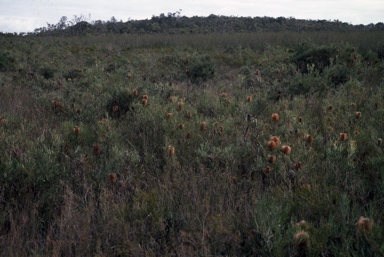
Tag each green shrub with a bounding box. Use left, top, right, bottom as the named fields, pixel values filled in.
left=39, top=66, right=55, bottom=79
left=291, top=43, right=337, bottom=73
left=325, top=63, right=351, bottom=86
left=0, top=50, right=14, bottom=71
left=106, top=89, right=137, bottom=119
left=188, top=54, right=215, bottom=84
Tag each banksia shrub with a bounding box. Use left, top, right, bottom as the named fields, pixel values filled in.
left=107, top=90, right=135, bottom=118
left=281, top=145, right=292, bottom=154
left=271, top=113, right=279, bottom=122
left=356, top=216, right=373, bottom=234
left=339, top=133, right=348, bottom=141
left=293, top=231, right=310, bottom=249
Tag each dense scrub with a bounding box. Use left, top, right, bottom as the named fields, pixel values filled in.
left=0, top=31, right=384, bottom=256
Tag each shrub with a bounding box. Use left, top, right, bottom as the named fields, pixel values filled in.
left=39, top=66, right=55, bottom=79
left=188, top=54, right=215, bottom=84
left=106, top=89, right=137, bottom=119
left=0, top=50, right=14, bottom=71
left=291, top=43, right=337, bottom=74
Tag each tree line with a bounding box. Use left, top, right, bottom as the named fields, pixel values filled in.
left=5, top=12, right=384, bottom=36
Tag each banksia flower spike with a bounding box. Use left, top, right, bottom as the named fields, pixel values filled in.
left=141, top=95, right=148, bottom=100
left=267, top=140, right=278, bottom=150
left=51, top=100, right=63, bottom=109
left=201, top=121, right=207, bottom=131
left=1, top=118, right=7, bottom=126
left=168, top=145, right=175, bottom=156
left=270, top=136, right=280, bottom=146
left=281, top=145, right=292, bottom=155
left=296, top=220, right=309, bottom=231
left=306, top=135, right=314, bottom=144
left=378, top=138, right=382, bottom=146
left=142, top=99, right=148, bottom=107
left=264, top=166, right=272, bottom=173
left=73, top=126, right=80, bottom=136
left=293, top=231, right=310, bottom=249
left=109, top=173, right=118, bottom=184
left=93, top=144, right=102, bottom=156
left=356, top=216, right=373, bottom=234
left=166, top=113, right=173, bottom=120
left=339, top=133, right=348, bottom=141
left=247, top=96, right=253, bottom=102
left=112, top=105, right=119, bottom=112
left=133, top=88, right=138, bottom=96
left=268, top=155, right=277, bottom=163
left=271, top=113, right=279, bottom=122
left=221, top=92, right=228, bottom=98
left=186, top=111, right=193, bottom=119
left=177, top=123, right=185, bottom=130
left=355, top=112, right=361, bottom=119
left=295, top=161, right=302, bottom=170
left=178, top=102, right=184, bottom=111
left=328, top=105, right=334, bottom=111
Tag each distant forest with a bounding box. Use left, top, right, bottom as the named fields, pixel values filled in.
left=3, top=11, right=384, bottom=37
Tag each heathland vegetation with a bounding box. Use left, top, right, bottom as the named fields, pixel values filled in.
left=0, top=15, right=384, bottom=256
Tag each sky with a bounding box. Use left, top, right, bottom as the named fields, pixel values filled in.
left=1, top=0, right=383, bottom=33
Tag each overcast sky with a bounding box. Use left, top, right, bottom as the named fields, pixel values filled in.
left=1, top=0, right=383, bottom=33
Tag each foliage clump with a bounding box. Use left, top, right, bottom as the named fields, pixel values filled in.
left=187, top=54, right=215, bottom=84
left=0, top=50, right=14, bottom=71
left=106, top=89, right=136, bottom=119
